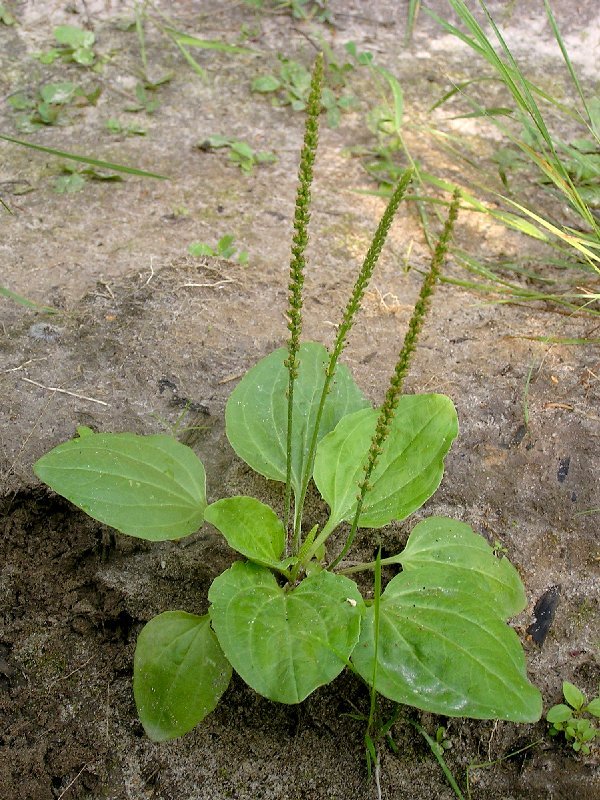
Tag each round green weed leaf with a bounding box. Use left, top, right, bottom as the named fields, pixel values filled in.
left=34, top=429, right=206, bottom=540
left=352, top=572, right=542, bottom=722
left=209, top=562, right=365, bottom=703
left=585, top=697, right=600, bottom=718
left=314, top=394, right=458, bottom=529
left=133, top=611, right=232, bottom=742
left=225, top=342, right=368, bottom=499
left=563, top=681, right=586, bottom=710
left=394, top=517, right=526, bottom=618
left=204, top=496, right=285, bottom=568
left=547, top=704, right=573, bottom=724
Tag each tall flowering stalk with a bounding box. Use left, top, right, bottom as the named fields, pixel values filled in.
left=292, top=169, right=414, bottom=549
left=284, top=53, right=323, bottom=545
left=330, top=187, right=462, bottom=568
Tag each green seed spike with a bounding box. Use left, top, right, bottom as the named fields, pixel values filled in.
left=284, top=53, right=324, bottom=544
left=330, top=188, right=462, bottom=569
left=326, top=168, right=414, bottom=379
left=292, top=169, right=414, bottom=552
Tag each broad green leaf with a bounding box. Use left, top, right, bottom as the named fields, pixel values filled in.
left=563, top=681, right=586, bottom=711
left=8, top=93, right=34, bottom=111
left=0, top=2, right=17, bottom=24
left=39, top=82, right=77, bottom=105
left=225, top=342, right=369, bottom=499
left=34, top=428, right=206, bottom=540
left=204, top=496, right=285, bottom=568
left=209, top=562, right=364, bottom=703
left=230, top=140, right=254, bottom=160
left=54, top=24, right=95, bottom=49
left=188, top=241, right=214, bottom=257
left=547, top=704, right=573, bottom=724
left=392, top=517, right=526, bottom=618
left=314, top=394, right=458, bottom=530
left=352, top=571, right=542, bottom=722
left=217, top=233, right=235, bottom=251
left=202, top=134, right=232, bottom=149
left=585, top=697, right=600, bottom=717
left=54, top=173, right=86, bottom=193
left=133, top=612, right=232, bottom=741
left=252, top=75, right=281, bottom=93
left=73, top=47, right=94, bottom=66
left=37, top=49, right=61, bottom=65
left=36, top=102, right=60, bottom=124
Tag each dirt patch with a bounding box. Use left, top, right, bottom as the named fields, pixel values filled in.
left=1, top=1, right=599, bottom=798
left=2, top=255, right=599, bottom=799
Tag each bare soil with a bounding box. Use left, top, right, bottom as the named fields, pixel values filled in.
left=1, top=2, right=599, bottom=799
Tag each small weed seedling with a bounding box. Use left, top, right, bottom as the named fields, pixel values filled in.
left=0, top=2, right=16, bottom=25
left=53, top=162, right=123, bottom=194
left=285, top=0, right=332, bottom=23
left=34, top=55, right=541, bottom=746
left=547, top=681, right=600, bottom=755
left=252, top=55, right=356, bottom=128
left=38, top=25, right=97, bottom=66
left=105, top=118, right=147, bottom=137
left=8, top=82, right=101, bottom=132
left=245, top=0, right=332, bottom=22
left=197, top=135, right=277, bottom=174
left=124, top=82, right=161, bottom=114
left=188, top=234, right=248, bottom=264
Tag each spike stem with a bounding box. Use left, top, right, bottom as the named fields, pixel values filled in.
left=284, top=53, right=324, bottom=550
left=292, top=169, right=414, bottom=552
left=328, top=187, right=462, bottom=569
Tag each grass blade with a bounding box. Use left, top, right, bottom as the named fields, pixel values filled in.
left=0, top=285, right=58, bottom=314
left=0, top=133, right=168, bottom=179
left=405, top=0, right=421, bottom=42
left=165, top=29, right=254, bottom=54
left=543, top=0, right=592, bottom=126
left=408, top=719, right=466, bottom=799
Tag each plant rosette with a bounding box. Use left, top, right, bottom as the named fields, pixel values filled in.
left=33, top=54, right=541, bottom=745
left=34, top=342, right=541, bottom=740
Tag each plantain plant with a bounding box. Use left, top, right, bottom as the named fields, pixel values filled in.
left=34, top=54, right=542, bottom=743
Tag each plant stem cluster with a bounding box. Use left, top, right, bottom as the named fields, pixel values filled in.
left=285, top=51, right=323, bottom=379
left=326, top=169, right=414, bottom=380
left=331, top=188, right=461, bottom=568
left=285, top=53, right=323, bottom=539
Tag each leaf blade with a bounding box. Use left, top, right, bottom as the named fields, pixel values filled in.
left=352, top=572, right=542, bottom=722
left=204, top=496, right=285, bottom=568
left=314, top=394, right=458, bottom=529
left=133, top=611, right=232, bottom=741
left=0, top=133, right=168, bottom=179
left=225, top=342, right=369, bottom=499
left=396, top=517, right=526, bottom=618
left=34, top=429, right=206, bottom=540
left=209, top=562, right=364, bottom=703
left=563, top=681, right=586, bottom=711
